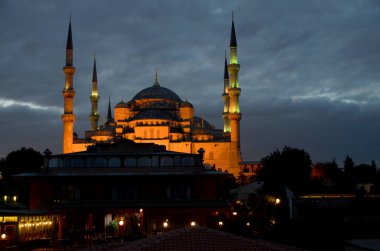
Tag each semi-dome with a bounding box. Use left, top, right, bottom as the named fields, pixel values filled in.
left=132, top=83, right=182, bottom=101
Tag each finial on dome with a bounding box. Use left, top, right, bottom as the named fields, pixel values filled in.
left=153, top=66, right=160, bottom=87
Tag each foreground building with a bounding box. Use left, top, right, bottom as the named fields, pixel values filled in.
left=16, top=139, right=229, bottom=240
left=61, top=17, right=243, bottom=176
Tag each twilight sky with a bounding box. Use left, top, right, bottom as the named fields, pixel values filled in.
left=0, top=0, right=379, bottom=167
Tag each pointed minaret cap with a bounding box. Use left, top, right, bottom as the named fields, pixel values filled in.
left=92, top=56, right=97, bottom=82
left=107, top=96, right=112, bottom=121
left=66, top=16, right=73, bottom=50
left=224, top=51, right=229, bottom=79
left=230, top=11, right=237, bottom=48
left=153, top=66, right=160, bottom=87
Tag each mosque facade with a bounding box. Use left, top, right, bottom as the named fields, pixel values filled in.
left=61, top=18, right=243, bottom=176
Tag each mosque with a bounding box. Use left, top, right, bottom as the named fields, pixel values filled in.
left=61, top=18, right=243, bottom=176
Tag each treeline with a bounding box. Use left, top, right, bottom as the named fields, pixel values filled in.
left=237, top=146, right=380, bottom=195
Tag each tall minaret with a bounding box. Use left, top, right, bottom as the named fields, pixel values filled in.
left=227, top=14, right=242, bottom=172
left=62, top=18, right=76, bottom=154
left=89, top=57, right=100, bottom=130
left=222, top=52, right=230, bottom=132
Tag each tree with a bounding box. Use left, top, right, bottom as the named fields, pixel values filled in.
left=257, top=146, right=312, bottom=194
left=344, top=155, right=355, bottom=173
left=0, top=147, right=43, bottom=178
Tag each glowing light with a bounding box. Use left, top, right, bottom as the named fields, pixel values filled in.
left=140, top=209, right=143, bottom=213
left=190, top=221, right=196, bottom=227
left=275, top=198, right=281, bottom=205
left=232, top=211, right=237, bottom=216
left=1, top=233, right=6, bottom=239
left=163, top=220, right=168, bottom=228
left=3, top=195, right=7, bottom=202
left=218, top=221, right=223, bottom=227
left=13, top=196, right=17, bottom=202
left=246, top=222, right=250, bottom=227
left=119, top=220, right=124, bottom=226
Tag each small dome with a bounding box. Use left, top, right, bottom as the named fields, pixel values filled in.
left=192, top=127, right=211, bottom=135
left=133, top=85, right=182, bottom=101
left=194, top=116, right=210, bottom=126
left=115, top=100, right=128, bottom=108
left=181, top=101, right=193, bottom=108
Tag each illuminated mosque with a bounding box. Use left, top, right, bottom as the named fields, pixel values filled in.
left=61, top=18, right=243, bottom=176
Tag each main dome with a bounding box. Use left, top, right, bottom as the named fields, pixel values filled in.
left=132, top=83, right=182, bottom=101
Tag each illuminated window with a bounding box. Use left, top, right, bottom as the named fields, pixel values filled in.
left=150, top=129, right=154, bottom=138
left=209, top=152, right=214, bottom=160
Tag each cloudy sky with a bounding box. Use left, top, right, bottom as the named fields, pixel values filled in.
left=0, top=0, right=379, bottom=167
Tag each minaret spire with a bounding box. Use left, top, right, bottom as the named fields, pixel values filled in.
left=66, top=18, right=73, bottom=66
left=62, top=15, right=76, bottom=153
left=230, top=11, right=237, bottom=48
left=107, top=96, right=112, bottom=122
left=89, top=56, right=100, bottom=130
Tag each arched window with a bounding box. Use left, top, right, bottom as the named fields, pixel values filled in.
left=150, top=128, right=154, bottom=138
left=49, top=158, right=63, bottom=168
left=181, top=157, right=195, bottom=166
left=124, top=158, right=137, bottom=167
left=93, top=157, right=107, bottom=167
left=71, top=158, right=84, bottom=168
left=109, top=158, right=121, bottom=167
left=160, top=157, right=174, bottom=167
left=138, top=157, right=152, bottom=167
left=209, top=152, right=214, bottom=160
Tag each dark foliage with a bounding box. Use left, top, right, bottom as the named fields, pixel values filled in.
left=0, top=147, right=43, bottom=178
left=257, top=146, right=312, bottom=194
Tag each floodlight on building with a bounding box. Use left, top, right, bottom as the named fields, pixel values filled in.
left=275, top=198, right=281, bottom=205
left=1, top=233, right=6, bottom=239
left=163, top=220, right=168, bottom=228
left=119, top=219, right=124, bottom=226
left=190, top=221, right=196, bottom=227
left=140, top=208, right=143, bottom=213
left=218, top=221, right=223, bottom=227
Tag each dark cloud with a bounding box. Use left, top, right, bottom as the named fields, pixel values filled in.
left=0, top=0, right=379, bottom=166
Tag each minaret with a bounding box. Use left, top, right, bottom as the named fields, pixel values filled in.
left=107, top=96, right=112, bottom=122
left=222, top=52, right=230, bottom=132
left=61, top=17, right=76, bottom=154
left=227, top=14, right=242, bottom=173
left=89, top=57, right=100, bottom=130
